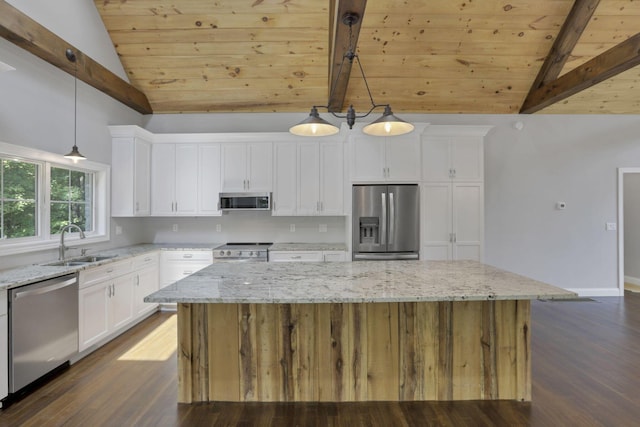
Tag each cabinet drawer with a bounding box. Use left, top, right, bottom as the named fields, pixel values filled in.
left=322, top=251, right=347, bottom=262
left=79, top=259, right=133, bottom=289
left=132, top=251, right=159, bottom=270
left=160, top=250, right=213, bottom=263
left=269, top=251, right=323, bottom=262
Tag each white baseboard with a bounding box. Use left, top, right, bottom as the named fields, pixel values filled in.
left=565, top=288, right=624, bottom=297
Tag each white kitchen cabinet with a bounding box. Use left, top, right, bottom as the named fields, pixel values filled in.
left=421, top=183, right=483, bottom=261
left=269, top=251, right=347, bottom=262
left=351, top=134, right=421, bottom=182
left=78, top=273, right=134, bottom=351
left=0, top=289, right=7, bottom=403
left=151, top=143, right=198, bottom=216
left=221, top=142, right=272, bottom=192
left=197, top=144, right=222, bottom=215
left=160, top=250, right=213, bottom=288
left=422, top=135, right=483, bottom=182
left=132, top=252, right=160, bottom=317
left=297, top=141, right=344, bottom=215
left=111, top=136, right=151, bottom=216
left=272, top=142, right=297, bottom=216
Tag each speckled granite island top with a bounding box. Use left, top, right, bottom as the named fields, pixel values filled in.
left=145, top=260, right=576, bottom=304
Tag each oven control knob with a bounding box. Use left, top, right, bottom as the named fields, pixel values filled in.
left=219, top=250, right=224, bottom=256
left=226, top=250, right=231, bottom=256
left=249, top=251, right=254, bottom=256
left=238, top=251, right=243, bottom=256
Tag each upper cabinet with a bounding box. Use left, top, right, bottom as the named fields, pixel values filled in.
left=151, top=143, right=199, bottom=216
left=273, top=140, right=345, bottom=216
left=110, top=127, right=152, bottom=217
left=198, top=144, right=222, bottom=216
left=351, top=133, right=421, bottom=182
left=221, top=142, right=272, bottom=192
left=421, top=127, right=492, bottom=182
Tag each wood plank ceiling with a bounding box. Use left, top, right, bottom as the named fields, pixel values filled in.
left=92, top=0, right=640, bottom=115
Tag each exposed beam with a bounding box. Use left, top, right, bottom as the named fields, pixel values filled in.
left=0, top=0, right=152, bottom=115
left=327, top=0, right=367, bottom=113
left=520, top=32, right=640, bottom=114
left=520, top=0, right=600, bottom=113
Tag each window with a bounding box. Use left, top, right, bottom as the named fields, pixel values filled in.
left=1, top=158, right=38, bottom=240
left=50, top=167, right=94, bottom=234
left=0, top=141, right=110, bottom=255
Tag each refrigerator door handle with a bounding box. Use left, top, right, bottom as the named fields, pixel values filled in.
left=381, top=192, right=387, bottom=245
left=389, top=192, right=395, bottom=244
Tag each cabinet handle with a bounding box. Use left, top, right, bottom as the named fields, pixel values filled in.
left=136, top=202, right=139, bottom=212
left=106, top=268, right=114, bottom=274
left=247, top=179, right=250, bottom=190
left=291, top=256, right=301, bottom=259
left=183, top=254, right=193, bottom=259
left=453, top=233, right=457, bottom=243
left=183, top=271, right=193, bottom=275
left=175, top=201, right=178, bottom=211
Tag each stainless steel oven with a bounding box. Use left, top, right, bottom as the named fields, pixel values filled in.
left=213, top=243, right=271, bottom=262
left=8, top=273, right=79, bottom=395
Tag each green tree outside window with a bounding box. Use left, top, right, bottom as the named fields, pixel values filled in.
left=1, top=158, right=38, bottom=239
left=50, top=167, right=94, bottom=234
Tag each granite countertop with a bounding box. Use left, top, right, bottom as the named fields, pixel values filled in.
left=145, top=260, right=577, bottom=304
left=0, top=243, right=221, bottom=290
left=269, top=243, right=348, bottom=252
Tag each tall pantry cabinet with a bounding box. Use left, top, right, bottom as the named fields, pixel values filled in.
left=420, top=126, right=492, bottom=261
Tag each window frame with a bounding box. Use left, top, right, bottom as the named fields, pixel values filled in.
left=0, top=141, right=110, bottom=256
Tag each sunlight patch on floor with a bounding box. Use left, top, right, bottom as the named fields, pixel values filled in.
left=118, top=314, right=177, bottom=361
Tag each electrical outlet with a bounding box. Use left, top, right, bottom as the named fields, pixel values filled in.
left=216, top=224, right=222, bottom=232
left=290, top=224, right=296, bottom=232
left=319, top=224, right=327, bottom=233
left=606, top=222, right=617, bottom=231
left=115, top=225, right=122, bottom=235
left=172, top=224, right=178, bottom=232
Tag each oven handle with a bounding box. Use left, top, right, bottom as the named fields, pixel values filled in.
left=13, top=276, right=77, bottom=300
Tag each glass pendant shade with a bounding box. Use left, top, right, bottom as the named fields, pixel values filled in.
left=362, top=106, right=414, bottom=136
left=289, top=107, right=340, bottom=136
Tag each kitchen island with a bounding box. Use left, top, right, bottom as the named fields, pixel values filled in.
left=145, top=260, right=575, bottom=403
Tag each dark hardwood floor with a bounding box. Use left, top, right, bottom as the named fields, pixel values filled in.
left=1, top=293, right=639, bottom=426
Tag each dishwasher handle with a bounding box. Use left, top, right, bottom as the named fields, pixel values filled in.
left=13, top=275, right=77, bottom=300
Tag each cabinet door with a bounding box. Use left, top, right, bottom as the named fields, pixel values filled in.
left=134, top=266, right=159, bottom=317
left=319, top=142, right=344, bottom=215
left=79, top=282, right=110, bottom=351
left=297, top=142, right=321, bottom=215
left=452, top=183, right=483, bottom=261
left=351, top=136, right=385, bottom=182
left=151, top=144, right=177, bottom=215
left=175, top=144, right=198, bottom=215
left=420, top=183, right=453, bottom=260
left=451, top=137, right=483, bottom=181
left=385, top=135, right=421, bottom=181
left=273, top=142, right=297, bottom=215
left=133, top=138, right=151, bottom=215
left=247, top=143, right=272, bottom=191
left=421, top=136, right=452, bottom=181
left=221, top=143, right=247, bottom=191
left=198, top=144, right=222, bottom=215
left=109, top=274, right=135, bottom=331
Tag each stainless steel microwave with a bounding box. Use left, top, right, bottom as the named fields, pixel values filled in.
left=219, top=192, right=271, bottom=211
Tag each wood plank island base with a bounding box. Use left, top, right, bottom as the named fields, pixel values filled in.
left=145, top=260, right=576, bottom=404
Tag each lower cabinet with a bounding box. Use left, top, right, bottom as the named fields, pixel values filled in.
left=78, top=252, right=160, bottom=353
left=160, top=250, right=213, bottom=288
left=0, top=289, right=7, bottom=403
left=269, top=251, right=347, bottom=262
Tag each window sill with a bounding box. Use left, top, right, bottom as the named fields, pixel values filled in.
left=0, top=234, right=110, bottom=258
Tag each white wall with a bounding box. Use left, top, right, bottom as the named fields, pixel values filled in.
left=624, top=173, right=640, bottom=281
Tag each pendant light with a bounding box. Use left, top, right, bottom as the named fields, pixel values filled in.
left=64, top=48, right=86, bottom=162
left=290, top=13, right=414, bottom=137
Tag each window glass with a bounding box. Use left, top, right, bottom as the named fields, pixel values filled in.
left=49, top=166, right=94, bottom=234
left=1, top=158, right=38, bottom=239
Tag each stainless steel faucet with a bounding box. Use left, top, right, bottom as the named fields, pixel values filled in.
left=59, top=223, right=86, bottom=260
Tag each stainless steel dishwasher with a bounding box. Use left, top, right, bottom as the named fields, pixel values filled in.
left=8, top=273, right=79, bottom=394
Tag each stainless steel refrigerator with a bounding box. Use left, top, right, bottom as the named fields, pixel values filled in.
left=352, top=184, right=420, bottom=260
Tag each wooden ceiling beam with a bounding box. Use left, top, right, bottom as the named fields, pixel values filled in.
left=521, top=32, right=640, bottom=114
left=0, top=0, right=152, bottom=114
left=520, top=0, right=600, bottom=113
left=327, top=0, right=367, bottom=113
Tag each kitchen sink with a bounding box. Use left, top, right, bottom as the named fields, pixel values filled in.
left=43, top=255, right=117, bottom=267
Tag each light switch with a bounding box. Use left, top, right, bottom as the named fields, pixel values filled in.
left=606, top=223, right=617, bottom=231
